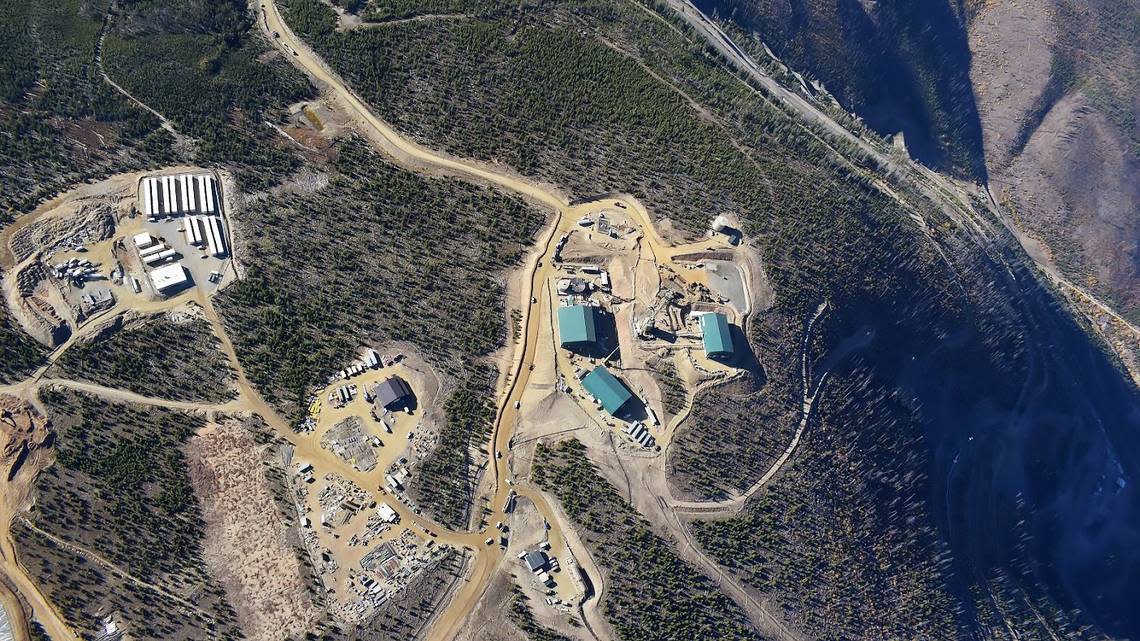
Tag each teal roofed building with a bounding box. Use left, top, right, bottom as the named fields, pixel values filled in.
left=581, top=367, right=632, bottom=415
left=699, top=312, right=734, bottom=359
left=557, top=305, right=597, bottom=347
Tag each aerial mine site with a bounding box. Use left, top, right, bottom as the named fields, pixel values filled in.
left=0, top=1, right=1138, bottom=641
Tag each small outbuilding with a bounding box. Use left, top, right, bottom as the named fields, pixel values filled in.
left=557, top=305, right=597, bottom=348
left=581, top=367, right=633, bottom=415
left=375, top=376, right=413, bottom=410
left=699, top=312, right=734, bottom=359
left=133, top=232, right=155, bottom=249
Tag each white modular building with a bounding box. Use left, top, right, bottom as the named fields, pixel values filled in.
left=178, top=174, right=190, bottom=212
left=139, top=242, right=166, bottom=258
left=143, top=248, right=177, bottom=266
left=197, top=175, right=209, bottom=213
left=207, top=216, right=226, bottom=257
left=140, top=178, right=152, bottom=217
left=161, top=176, right=173, bottom=214
left=204, top=218, right=221, bottom=256
left=150, top=178, right=161, bottom=215
left=133, top=232, right=155, bottom=249
left=204, top=176, right=216, bottom=213
left=185, top=175, right=196, bottom=212
left=183, top=219, right=196, bottom=246
left=149, top=262, right=188, bottom=293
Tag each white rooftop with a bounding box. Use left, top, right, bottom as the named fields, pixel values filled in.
left=149, top=262, right=188, bottom=293
left=133, top=232, right=155, bottom=248
left=376, top=502, right=398, bottom=523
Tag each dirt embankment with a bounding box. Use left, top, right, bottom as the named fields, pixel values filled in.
left=0, top=396, right=51, bottom=483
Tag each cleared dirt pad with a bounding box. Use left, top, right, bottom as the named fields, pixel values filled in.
left=187, top=419, right=319, bottom=641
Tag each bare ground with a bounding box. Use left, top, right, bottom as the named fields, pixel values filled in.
left=186, top=419, right=321, bottom=641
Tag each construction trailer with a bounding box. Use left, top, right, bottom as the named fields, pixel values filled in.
left=138, top=242, right=166, bottom=258
left=141, top=177, right=155, bottom=215
left=204, top=175, right=216, bottom=212
left=133, top=232, right=155, bottom=250
left=143, top=248, right=177, bottom=266
left=163, top=176, right=174, bottom=214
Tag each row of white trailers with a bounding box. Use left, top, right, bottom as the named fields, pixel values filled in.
left=140, top=174, right=219, bottom=217
left=182, top=215, right=228, bottom=258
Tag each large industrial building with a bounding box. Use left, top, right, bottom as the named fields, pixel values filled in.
left=699, top=312, right=734, bottom=359
left=557, top=305, right=597, bottom=348
left=375, top=376, right=413, bottom=411
left=582, top=367, right=633, bottom=415
left=148, top=262, right=189, bottom=294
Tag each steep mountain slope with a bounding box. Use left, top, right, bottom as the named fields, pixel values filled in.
left=969, top=0, right=1140, bottom=323
left=693, top=0, right=988, bottom=179
left=697, top=0, right=1140, bottom=325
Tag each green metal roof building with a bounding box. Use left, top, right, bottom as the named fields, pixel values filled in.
left=582, top=367, right=632, bottom=415
left=557, top=305, right=597, bottom=347
left=699, top=312, right=734, bottom=359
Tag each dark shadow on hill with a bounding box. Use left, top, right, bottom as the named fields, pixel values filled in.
left=694, top=0, right=989, bottom=181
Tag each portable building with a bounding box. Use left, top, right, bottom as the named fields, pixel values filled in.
left=204, top=176, right=216, bottom=212
left=163, top=176, right=174, bottom=214
left=205, top=217, right=221, bottom=256
left=207, top=216, right=226, bottom=257
left=197, top=175, right=209, bottom=213
left=185, top=176, right=196, bottom=212
left=139, top=242, right=166, bottom=258
left=183, top=219, right=196, bottom=246
left=143, top=248, right=177, bottom=265
left=141, top=179, right=153, bottom=217
left=133, top=232, right=155, bottom=249
left=188, top=217, right=202, bottom=246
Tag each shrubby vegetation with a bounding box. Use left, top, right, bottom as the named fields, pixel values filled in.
left=102, top=0, right=315, bottom=189
left=49, top=313, right=236, bottom=402
left=16, top=389, right=241, bottom=640
left=534, top=439, right=769, bottom=641
left=0, top=0, right=167, bottom=219
left=506, top=586, right=572, bottom=641
left=0, top=301, right=46, bottom=383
